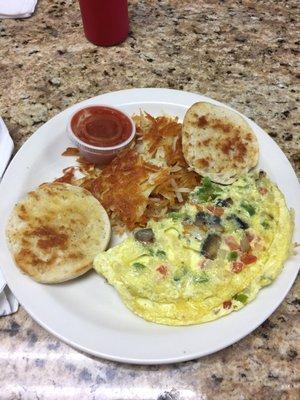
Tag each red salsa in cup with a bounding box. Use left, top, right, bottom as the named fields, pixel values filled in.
left=71, top=106, right=133, bottom=148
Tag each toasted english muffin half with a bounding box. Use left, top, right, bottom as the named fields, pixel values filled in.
left=182, top=102, right=259, bottom=184
left=6, top=183, right=111, bottom=283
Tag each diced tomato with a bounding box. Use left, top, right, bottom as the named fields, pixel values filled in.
left=156, top=265, right=168, bottom=276
left=232, top=261, right=244, bottom=273
left=225, top=236, right=240, bottom=251
left=241, top=253, right=257, bottom=265
left=207, top=206, right=224, bottom=216
left=259, top=187, right=268, bottom=195
left=223, top=300, right=232, bottom=309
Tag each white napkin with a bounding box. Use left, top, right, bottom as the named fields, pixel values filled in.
left=0, top=269, right=18, bottom=316
left=0, top=285, right=19, bottom=316
left=0, top=0, right=38, bottom=19
left=0, top=118, right=18, bottom=316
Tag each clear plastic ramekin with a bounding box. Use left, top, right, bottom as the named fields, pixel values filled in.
left=67, top=104, right=136, bottom=165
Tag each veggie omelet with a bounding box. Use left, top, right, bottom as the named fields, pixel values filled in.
left=94, top=172, right=293, bottom=325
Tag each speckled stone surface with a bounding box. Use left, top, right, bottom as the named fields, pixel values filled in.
left=0, top=0, right=299, bottom=399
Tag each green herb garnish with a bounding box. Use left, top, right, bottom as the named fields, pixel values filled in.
left=156, top=250, right=166, bottom=258
left=173, top=265, right=188, bottom=282
left=168, top=211, right=190, bottom=221
left=132, top=262, right=146, bottom=270
left=196, top=177, right=222, bottom=202
left=233, top=293, right=248, bottom=304
left=193, top=272, right=209, bottom=284
left=228, top=251, right=238, bottom=261
left=202, top=176, right=213, bottom=189
left=241, top=202, right=256, bottom=216
left=261, top=221, right=270, bottom=229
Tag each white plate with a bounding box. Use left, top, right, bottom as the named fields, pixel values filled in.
left=0, top=89, right=299, bottom=364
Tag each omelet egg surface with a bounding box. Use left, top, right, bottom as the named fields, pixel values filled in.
left=94, top=172, right=293, bottom=325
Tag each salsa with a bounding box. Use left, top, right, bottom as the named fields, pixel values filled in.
left=71, top=106, right=132, bottom=148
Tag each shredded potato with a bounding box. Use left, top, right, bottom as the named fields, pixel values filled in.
left=58, top=112, right=201, bottom=231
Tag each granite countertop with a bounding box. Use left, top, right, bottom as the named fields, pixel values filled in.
left=0, top=0, right=299, bottom=399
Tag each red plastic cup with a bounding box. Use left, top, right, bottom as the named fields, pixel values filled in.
left=78, top=0, right=129, bottom=46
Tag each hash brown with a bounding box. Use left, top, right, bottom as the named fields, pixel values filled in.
left=63, top=113, right=201, bottom=232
